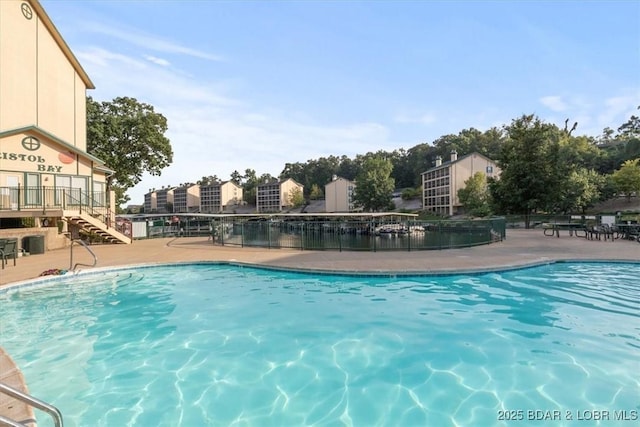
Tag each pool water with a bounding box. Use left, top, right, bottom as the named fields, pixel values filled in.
left=1, top=262, right=638, bottom=427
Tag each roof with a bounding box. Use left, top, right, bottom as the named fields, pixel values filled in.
left=0, top=125, right=113, bottom=173
left=326, top=176, right=355, bottom=185
left=28, top=1, right=95, bottom=89
left=257, top=177, right=303, bottom=188
left=421, top=151, right=497, bottom=175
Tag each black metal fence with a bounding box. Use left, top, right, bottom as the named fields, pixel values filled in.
left=140, top=216, right=506, bottom=251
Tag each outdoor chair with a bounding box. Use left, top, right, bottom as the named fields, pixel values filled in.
left=0, top=239, right=18, bottom=269
left=600, top=224, right=615, bottom=242
left=586, top=224, right=600, bottom=240
left=610, top=224, right=623, bottom=239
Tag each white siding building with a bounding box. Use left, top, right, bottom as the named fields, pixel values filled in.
left=325, top=176, right=356, bottom=213
left=421, top=151, right=500, bottom=216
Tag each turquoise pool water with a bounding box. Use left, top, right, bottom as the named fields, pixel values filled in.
left=1, top=262, right=638, bottom=427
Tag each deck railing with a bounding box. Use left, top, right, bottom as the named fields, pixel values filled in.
left=0, top=185, right=113, bottom=229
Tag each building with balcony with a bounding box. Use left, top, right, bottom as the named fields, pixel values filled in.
left=256, top=178, right=303, bottom=213
left=0, top=0, right=130, bottom=245
left=172, top=183, right=200, bottom=213
left=421, top=151, right=500, bottom=216
left=153, top=187, right=175, bottom=213
left=144, top=191, right=157, bottom=213
left=325, top=176, right=356, bottom=213
left=200, top=181, right=243, bottom=213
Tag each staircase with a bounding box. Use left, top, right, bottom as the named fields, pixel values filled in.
left=63, top=211, right=131, bottom=244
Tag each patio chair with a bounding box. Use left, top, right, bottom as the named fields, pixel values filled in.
left=600, top=224, right=615, bottom=242
left=585, top=224, right=600, bottom=240
left=0, top=239, right=18, bottom=269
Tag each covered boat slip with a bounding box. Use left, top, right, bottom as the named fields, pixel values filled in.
left=121, top=213, right=506, bottom=251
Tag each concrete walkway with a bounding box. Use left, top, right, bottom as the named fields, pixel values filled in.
left=2, top=229, right=639, bottom=287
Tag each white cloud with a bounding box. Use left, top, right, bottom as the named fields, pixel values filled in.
left=144, top=55, right=171, bottom=67
left=76, top=46, right=392, bottom=203
left=78, top=21, right=224, bottom=61
left=539, top=95, right=567, bottom=112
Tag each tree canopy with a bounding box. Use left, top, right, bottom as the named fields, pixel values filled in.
left=458, top=172, right=492, bottom=217
left=611, top=158, right=640, bottom=201
left=489, top=114, right=563, bottom=227
left=352, top=155, right=395, bottom=212
left=87, top=96, right=173, bottom=207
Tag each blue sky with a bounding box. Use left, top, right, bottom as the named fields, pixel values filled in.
left=41, top=0, right=640, bottom=206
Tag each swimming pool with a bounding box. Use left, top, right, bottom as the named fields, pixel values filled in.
left=1, top=262, right=638, bottom=426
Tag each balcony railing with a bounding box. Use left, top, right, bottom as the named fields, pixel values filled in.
left=0, top=185, right=111, bottom=224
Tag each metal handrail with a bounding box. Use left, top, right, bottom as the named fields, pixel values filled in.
left=0, top=414, right=30, bottom=427
left=0, top=382, right=63, bottom=427
left=70, top=239, right=98, bottom=271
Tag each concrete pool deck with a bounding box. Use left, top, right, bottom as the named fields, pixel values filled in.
left=1, top=229, right=640, bottom=287
left=1, top=228, right=639, bottom=425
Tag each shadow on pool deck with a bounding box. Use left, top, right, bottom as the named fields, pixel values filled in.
left=1, top=229, right=639, bottom=287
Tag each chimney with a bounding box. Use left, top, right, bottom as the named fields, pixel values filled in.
left=435, top=156, right=442, bottom=167
left=451, top=150, right=458, bottom=162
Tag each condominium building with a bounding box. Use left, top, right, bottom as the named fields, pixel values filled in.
left=0, top=0, right=129, bottom=245
left=172, top=183, right=200, bottom=213
left=256, top=178, right=303, bottom=213
left=153, top=187, right=174, bottom=213
left=325, top=176, right=356, bottom=213
left=144, top=191, right=157, bottom=213
left=421, top=151, right=500, bottom=216
left=200, top=181, right=243, bottom=213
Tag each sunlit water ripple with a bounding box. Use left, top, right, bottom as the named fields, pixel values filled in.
left=1, top=262, right=638, bottom=427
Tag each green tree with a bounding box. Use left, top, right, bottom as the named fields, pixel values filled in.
left=230, top=170, right=243, bottom=186
left=490, top=114, right=563, bottom=228
left=401, top=187, right=421, bottom=200
left=289, top=187, right=305, bottom=208
left=458, top=172, right=492, bottom=217
left=197, top=175, right=219, bottom=185
left=352, top=156, right=395, bottom=212
left=241, top=169, right=258, bottom=204
left=309, top=184, right=324, bottom=200
left=87, top=96, right=173, bottom=206
left=554, top=168, right=605, bottom=213
left=611, top=158, right=640, bottom=200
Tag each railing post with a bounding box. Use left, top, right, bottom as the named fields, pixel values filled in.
left=17, top=183, right=21, bottom=211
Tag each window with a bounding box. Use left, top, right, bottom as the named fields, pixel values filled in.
left=55, top=175, right=88, bottom=206
left=25, top=173, right=40, bottom=206
left=93, top=181, right=106, bottom=206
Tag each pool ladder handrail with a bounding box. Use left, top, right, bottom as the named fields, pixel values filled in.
left=0, top=381, right=63, bottom=427
left=69, top=238, right=97, bottom=271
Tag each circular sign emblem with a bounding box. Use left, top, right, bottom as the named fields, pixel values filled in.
left=58, top=152, right=75, bottom=164
left=21, top=136, right=40, bottom=151
left=21, top=3, right=33, bottom=20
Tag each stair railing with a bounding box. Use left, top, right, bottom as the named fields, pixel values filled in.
left=0, top=381, right=63, bottom=427
left=69, top=238, right=98, bottom=271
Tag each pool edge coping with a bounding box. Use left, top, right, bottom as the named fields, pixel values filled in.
left=2, top=257, right=639, bottom=293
